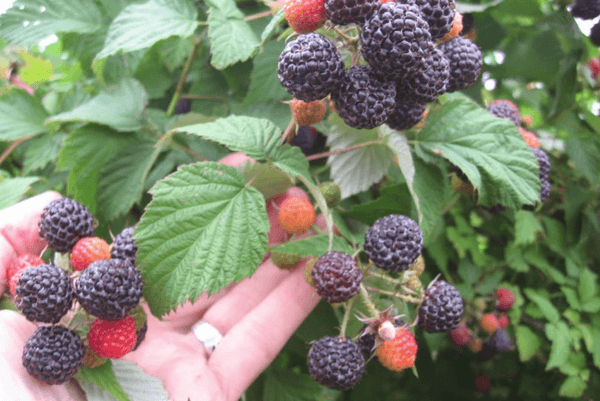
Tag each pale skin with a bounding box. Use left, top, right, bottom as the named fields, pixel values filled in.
left=0, top=154, right=324, bottom=401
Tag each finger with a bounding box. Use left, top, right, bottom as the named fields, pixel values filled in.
left=0, top=310, right=86, bottom=401
left=208, top=262, right=320, bottom=400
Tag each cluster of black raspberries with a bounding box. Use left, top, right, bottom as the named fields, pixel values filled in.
left=305, top=214, right=465, bottom=390
left=278, top=0, right=482, bottom=130
left=15, top=197, right=144, bottom=385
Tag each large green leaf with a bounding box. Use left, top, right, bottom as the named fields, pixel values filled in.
left=23, top=133, right=66, bottom=173
left=270, top=235, right=352, bottom=257
left=0, top=90, right=49, bottom=141
left=47, top=78, right=148, bottom=132
left=263, top=368, right=340, bottom=401
left=515, top=325, right=541, bottom=362
left=243, top=40, right=289, bottom=106
left=546, top=321, right=571, bottom=370
left=0, top=177, right=39, bottom=209
left=76, top=361, right=129, bottom=401
left=272, top=145, right=313, bottom=183
left=96, top=0, right=199, bottom=59
left=524, top=288, right=560, bottom=323
left=327, top=114, right=393, bottom=199
left=205, top=0, right=260, bottom=69
left=0, top=0, right=102, bottom=45
left=559, top=376, right=586, bottom=398
left=413, top=97, right=539, bottom=208
left=135, top=162, right=269, bottom=316
left=171, top=115, right=281, bottom=160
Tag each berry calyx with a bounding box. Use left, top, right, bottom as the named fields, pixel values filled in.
left=87, top=317, right=137, bottom=359
left=495, top=287, right=515, bottom=311
left=479, top=313, right=499, bottom=334
left=278, top=197, right=316, bottom=235
left=289, top=98, right=327, bottom=126
left=376, top=327, right=418, bottom=372
left=71, top=237, right=111, bottom=271
left=284, top=0, right=326, bottom=34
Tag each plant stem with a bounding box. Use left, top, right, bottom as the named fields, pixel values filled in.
left=364, top=286, right=420, bottom=303
left=339, top=296, right=356, bottom=338
left=0, top=138, right=26, bottom=166
left=244, top=10, right=272, bottom=21
left=306, top=140, right=383, bottom=161
left=359, top=284, right=379, bottom=317
left=367, top=270, right=404, bottom=286
left=166, top=35, right=205, bottom=117
left=280, top=119, right=296, bottom=145
left=181, top=94, right=228, bottom=102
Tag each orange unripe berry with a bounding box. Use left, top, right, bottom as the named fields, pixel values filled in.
left=479, top=313, right=500, bottom=334
left=71, top=237, right=111, bottom=271
left=278, top=197, right=316, bottom=235
left=519, top=127, right=540, bottom=149
left=440, top=12, right=463, bottom=43
left=289, top=98, right=327, bottom=125
left=376, top=327, right=417, bottom=372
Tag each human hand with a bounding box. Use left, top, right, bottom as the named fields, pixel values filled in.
left=0, top=156, right=324, bottom=401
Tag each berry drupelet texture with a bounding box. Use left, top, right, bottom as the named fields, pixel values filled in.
left=437, top=36, right=482, bottom=92
left=487, top=99, right=520, bottom=126
left=386, top=101, right=427, bottom=131
left=408, top=0, right=456, bottom=41
left=361, top=2, right=433, bottom=82
left=312, top=251, right=363, bottom=303
left=364, top=214, right=423, bottom=272
left=330, top=65, right=396, bottom=129
left=308, top=336, right=365, bottom=390
left=110, top=226, right=138, bottom=265
left=325, top=0, right=380, bottom=26
left=418, top=280, right=464, bottom=333
left=15, top=264, right=74, bottom=324
left=396, top=47, right=450, bottom=104
left=278, top=33, right=345, bottom=102
left=38, top=197, right=95, bottom=253
left=22, top=326, right=85, bottom=385
left=75, top=259, right=143, bottom=320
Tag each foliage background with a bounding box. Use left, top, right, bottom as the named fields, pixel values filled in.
left=1, top=0, right=600, bottom=399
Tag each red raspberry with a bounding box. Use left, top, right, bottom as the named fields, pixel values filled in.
left=376, top=327, right=418, bottom=372
left=87, top=317, right=137, bottom=359
left=479, top=313, right=499, bottom=334
left=7, top=253, right=43, bottom=283
left=283, top=0, right=326, bottom=34
left=9, top=268, right=26, bottom=297
left=498, top=313, right=509, bottom=329
left=289, top=98, right=327, bottom=125
left=475, top=375, right=491, bottom=393
left=519, top=127, right=540, bottom=149
left=71, top=237, right=111, bottom=271
left=588, top=58, right=600, bottom=78
left=448, top=322, right=471, bottom=347
left=495, top=287, right=515, bottom=312
left=278, top=197, right=316, bottom=235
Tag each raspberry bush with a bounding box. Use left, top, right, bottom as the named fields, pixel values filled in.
left=2, top=0, right=600, bottom=399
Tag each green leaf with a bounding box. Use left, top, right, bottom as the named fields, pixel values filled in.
left=270, top=235, right=352, bottom=257
left=243, top=40, right=289, bottom=106
left=413, top=97, right=539, bottom=208
left=23, top=133, right=66, bottom=173
left=412, top=157, right=448, bottom=243
left=341, top=184, right=412, bottom=226
left=57, top=125, right=131, bottom=215
left=578, top=268, right=597, bottom=303
left=172, top=115, right=281, bottom=160
left=135, top=162, right=269, bottom=316
left=524, top=288, right=560, bottom=323
left=260, top=7, right=284, bottom=43
left=558, top=376, right=586, bottom=398
left=0, top=177, right=39, bottom=209
left=546, top=321, right=571, bottom=370
left=582, top=298, right=600, bottom=313
left=47, top=78, right=148, bottom=132
left=456, top=0, right=505, bottom=13
left=514, top=210, right=543, bottom=245
left=386, top=130, right=421, bottom=220
left=561, top=287, right=581, bottom=310
left=76, top=360, right=130, bottom=401
left=327, top=114, right=393, bottom=199
left=96, top=0, right=199, bottom=59
left=239, top=161, right=293, bottom=200
left=593, top=328, right=600, bottom=369
left=78, top=360, right=168, bottom=401
left=206, top=0, right=260, bottom=69
left=515, top=325, right=541, bottom=362
left=457, top=259, right=480, bottom=284
left=98, top=135, right=160, bottom=220
left=0, top=0, right=102, bottom=45
left=577, top=324, right=594, bottom=352
left=272, top=145, right=313, bottom=184
left=263, top=368, right=340, bottom=401
left=0, top=90, right=49, bottom=141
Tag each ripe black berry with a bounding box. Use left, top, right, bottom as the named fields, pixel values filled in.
left=38, top=197, right=94, bottom=253
left=22, top=326, right=85, bottom=385
left=330, top=65, right=396, bottom=129
left=308, top=336, right=365, bottom=390
left=290, top=125, right=317, bottom=155
left=325, top=0, right=380, bottom=26
left=75, top=259, right=143, bottom=320
left=312, top=251, right=362, bottom=303
left=396, top=48, right=450, bottom=104
left=570, top=0, right=600, bottom=20
left=278, top=33, right=345, bottom=102
left=418, top=280, right=464, bottom=333
left=361, top=2, right=433, bottom=82
left=591, top=20, right=600, bottom=46
left=408, top=0, right=456, bottom=41
left=15, top=264, right=74, bottom=324
left=523, top=147, right=551, bottom=209
left=487, top=100, right=520, bottom=126
left=437, top=36, right=482, bottom=92
left=111, top=226, right=138, bottom=265
left=386, top=101, right=426, bottom=131
left=364, top=214, right=423, bottom=272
